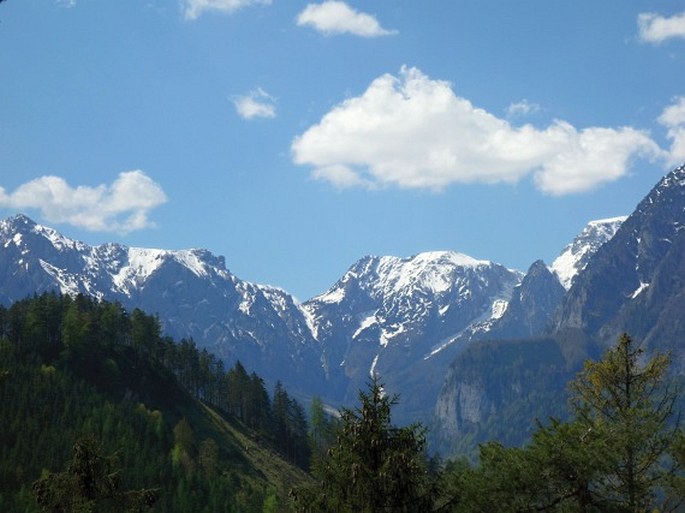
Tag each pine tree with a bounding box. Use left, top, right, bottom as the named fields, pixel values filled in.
left=32, top=434, right=157, bottom=513
left=567, top=333, right=679, bottom=510
left=448, top=333, right=683, bottom=512
left=291, top=377, right=433, bottom=513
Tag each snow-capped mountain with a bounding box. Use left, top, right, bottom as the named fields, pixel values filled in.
left=434, top=162, right=685, bottom=454
left=0, top=216, right=528, bottom=418
left=555, top=162, right=685, bottom=354
left=0, top=214, right=323, bottom=389
left=302, top=251, right=522, bottom=416
left=0, top=192, right=640, bottom=436
left=305, top=251, right=521, bottom=350
left=551, top=216, right=626, bottom=289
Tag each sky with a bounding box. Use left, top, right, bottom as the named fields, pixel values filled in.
left=1, top=1, right=685, bottom=300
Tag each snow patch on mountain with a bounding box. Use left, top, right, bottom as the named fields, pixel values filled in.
left=370, top=353, right=380, bottom=378
left=491, top=299, right=509, bottom=319
left=551, top=216, right=627, bottom=289
left=380, top=323, right=407, bottom=347
left=374, top=251, right=491, bottom=296
left=39, top=259, right=84, bottom=297
left=316, top=286, right=346, bottom=304
left=353, top=314, right=378, bottom=340
left=111, top=248, right=166, bottom=291
left=631, top=281, right=649, bottom=299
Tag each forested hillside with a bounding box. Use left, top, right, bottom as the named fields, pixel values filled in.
left=0, top=292, right=312, bottom=512
left=5, top=293, right=685, bottom=512
left=293, top=335, right=685, bottom=512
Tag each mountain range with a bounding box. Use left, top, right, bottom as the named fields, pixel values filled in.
left=435, top=162, right=685, bottom=453
left=2, top=162, right=684, bottom=453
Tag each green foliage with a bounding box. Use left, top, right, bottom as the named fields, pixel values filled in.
left=569, top=333, right=678, bottom=510
left=271, top=381, right=311, bottom=470
left=442, top=333, right=685, bottom=513
left=32, top=434, right=158, bottom=513
left=0, top=292, right=310, bottom=512
left=307, top=395, right=338, bottom=463
left=291, top=377, right=433, bottom=513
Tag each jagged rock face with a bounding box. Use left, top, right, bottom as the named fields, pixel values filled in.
left=434, top=163, right=685, bottom=455
left=302, top=252, right=523, bottom=406
left=483, top=260, right=566, bottom=341
left=0, top=214, right=324, bottom=391
left=554, top=163, right=685, bottom=343
left=551, top=217, right=626, bottom=290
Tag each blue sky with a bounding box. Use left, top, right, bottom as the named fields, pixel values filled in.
left=1, top=0, right=684, bottom=300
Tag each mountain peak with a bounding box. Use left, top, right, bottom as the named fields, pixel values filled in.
left=8, top=212, right=36, bottom=226
left=407, top=250, right=490, bottom=268
left=655, top=162, right=685, bottom=192
left=1, top=213, right=37, bottom=233
left=0, top=213, right=89, bottom=255
left=551, top=216, right=626, bottom=289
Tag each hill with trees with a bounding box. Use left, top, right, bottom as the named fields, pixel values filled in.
left=294, top=335, right=685, bottom=512
left=0, top=292, right=311, bottom=512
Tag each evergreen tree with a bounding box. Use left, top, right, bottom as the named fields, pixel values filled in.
left=0, top=293, right=306, bottom=513
left=569, top=333, right=679, bottom=510
left=447, top=333, right=683, bottom=513
left=32, top=434, right=157, bottom=513
left=291, top=377, right=432, bottom=513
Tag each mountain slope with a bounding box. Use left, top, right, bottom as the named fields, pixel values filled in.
left=551, top=217, right=626, bottom=289
left=302, top=251, right=522, bottom=422
left=554, top=163, right=685, bottom=346
left=0, top=294, right=310, bottom=512
left=0, top=214, right=324, bottom=394
left=481, top=259, right=566, bottom=341
left=434, top=162, right=685, bottom=455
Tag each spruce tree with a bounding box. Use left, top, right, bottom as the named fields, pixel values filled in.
left=32, top=435, right=157, bottom=513
left=291, top=377, right=432, bottom=513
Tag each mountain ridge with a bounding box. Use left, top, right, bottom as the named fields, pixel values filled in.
left=433, top=162, right=685, bottom=454
left=0, top=195, right=636, bottom=447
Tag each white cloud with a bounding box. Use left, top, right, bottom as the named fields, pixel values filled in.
left=506, top=99, right=540, bottom=118
left=638, top=11, right=685, bottom=44
left=296, top=1, right=397, bottom=37
left=56, top=0, right=77, bottom=7
left=183, top=0, right=271, bottom=20
left=232, top=88, right=276, bottom=120
left=292, top=66, right=663, bottom=195
left=0, top=171, right=167, bottom=234
left=532, top=125, right=662, bottom=195
left=311, top=165, right=374, bottom=189
left=658, top=96, right=685, bottom=166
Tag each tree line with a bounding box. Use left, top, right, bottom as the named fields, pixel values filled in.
left=0, top=291, right=311, bottom=470
left=292, top=334, right=685, bottom=512
left=0, top=292, right=313, bottom=512
left=4, top=291, right=685, bottom=512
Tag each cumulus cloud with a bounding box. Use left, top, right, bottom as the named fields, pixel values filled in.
left=658, top=96, right=685, bottom=165
left=183, top=0, right=271, bottom=20
left=232, top=88, right=276, bottom=120
left=296, top=1, right=397, bottom=37
left=638, top=11, right=685, bottom=43
left=292, top=66, right=663, bottom=195
left=0, top=171, right=167, bottom=234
